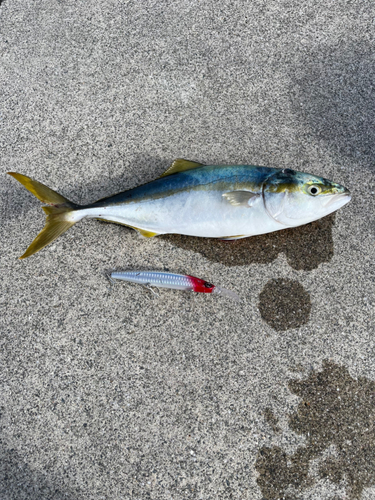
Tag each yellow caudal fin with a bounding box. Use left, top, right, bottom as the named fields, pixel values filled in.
left=8, top=173, right=71, bottom=205
left=8, top=172, right=83, bottom=259
left=19, top=216, right=76, bottom=259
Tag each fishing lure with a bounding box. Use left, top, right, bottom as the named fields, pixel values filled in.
left=8, top=159, right=351, bottom=259
left=109, top=271, right=240, bottom=300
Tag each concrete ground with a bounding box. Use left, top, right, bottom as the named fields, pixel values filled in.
left=1, top=1, right=374, bottom=499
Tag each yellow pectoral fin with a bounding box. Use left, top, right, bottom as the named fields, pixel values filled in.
left=222, top=191, right=259, bottom=207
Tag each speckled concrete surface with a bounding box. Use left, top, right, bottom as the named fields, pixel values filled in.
left=1, top=1, right=374, bottom=499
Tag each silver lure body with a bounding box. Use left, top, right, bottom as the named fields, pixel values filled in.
left=110, top=270, right=240, bottom=299
left=111, top=271, right=194, bottom=291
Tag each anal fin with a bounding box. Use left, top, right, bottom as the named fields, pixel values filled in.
left=137, top=228, right=160, bottom=238
left=95, top=218, right=160, bottom=237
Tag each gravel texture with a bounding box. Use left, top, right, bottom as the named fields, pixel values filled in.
left=1, top=1, right=374, bottom=499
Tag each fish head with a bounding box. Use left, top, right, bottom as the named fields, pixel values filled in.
left=263, top=168, right=351, bottom=227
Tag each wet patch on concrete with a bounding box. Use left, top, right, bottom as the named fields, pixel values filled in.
left=256, top=446, right=311, bottom=500
left=256, top=361, right=375, bottom=499
left=163, top=214, right=335, bottom=271
left=258, top=279, right=311, bottom=331
left=264, top=408, right=281, bottom=434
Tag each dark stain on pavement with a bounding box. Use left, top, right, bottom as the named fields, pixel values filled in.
left=256, top=361, right=375, bottom=499
left=264, top=408, right=281, bottom=434
left=256, top=446, right=312, bottom=500
left=164, top=214, right=335, bottom=271
left=258, top=279, right=311, bottom=331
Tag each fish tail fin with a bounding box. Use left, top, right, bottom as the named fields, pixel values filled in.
left=8, top=172, right=84, bottom=259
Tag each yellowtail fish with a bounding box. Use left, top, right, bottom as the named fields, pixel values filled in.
left=110, top=270, right=239, bottom=300
left=8, top=159, right=351, bottom=259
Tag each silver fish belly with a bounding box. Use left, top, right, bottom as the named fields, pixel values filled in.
left=87, top=187, right=279, bottom=238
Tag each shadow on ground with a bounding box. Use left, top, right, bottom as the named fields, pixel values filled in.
left=256, top=361, right=375, bottom=500
left=289, top=42, right=375, bottom=172
left=0, top=446, right=79, bottom=500
left=164, top=214, right=335, bottom=270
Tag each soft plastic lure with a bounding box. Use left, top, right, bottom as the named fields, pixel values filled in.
left=109, top=271, right=239, bottom=300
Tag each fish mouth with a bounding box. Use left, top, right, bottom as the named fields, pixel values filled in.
left=323, top=191, right=351, bottom=211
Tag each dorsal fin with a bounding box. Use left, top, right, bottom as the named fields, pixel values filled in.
left=159, top=159, right=205, bottom=178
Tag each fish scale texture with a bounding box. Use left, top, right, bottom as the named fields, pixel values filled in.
left=0, top=1, right=375, bottom=499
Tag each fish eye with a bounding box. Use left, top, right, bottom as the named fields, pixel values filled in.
left=204, top=282, right=214, bottom=288
left=307, top=185, right=321, bottom=196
